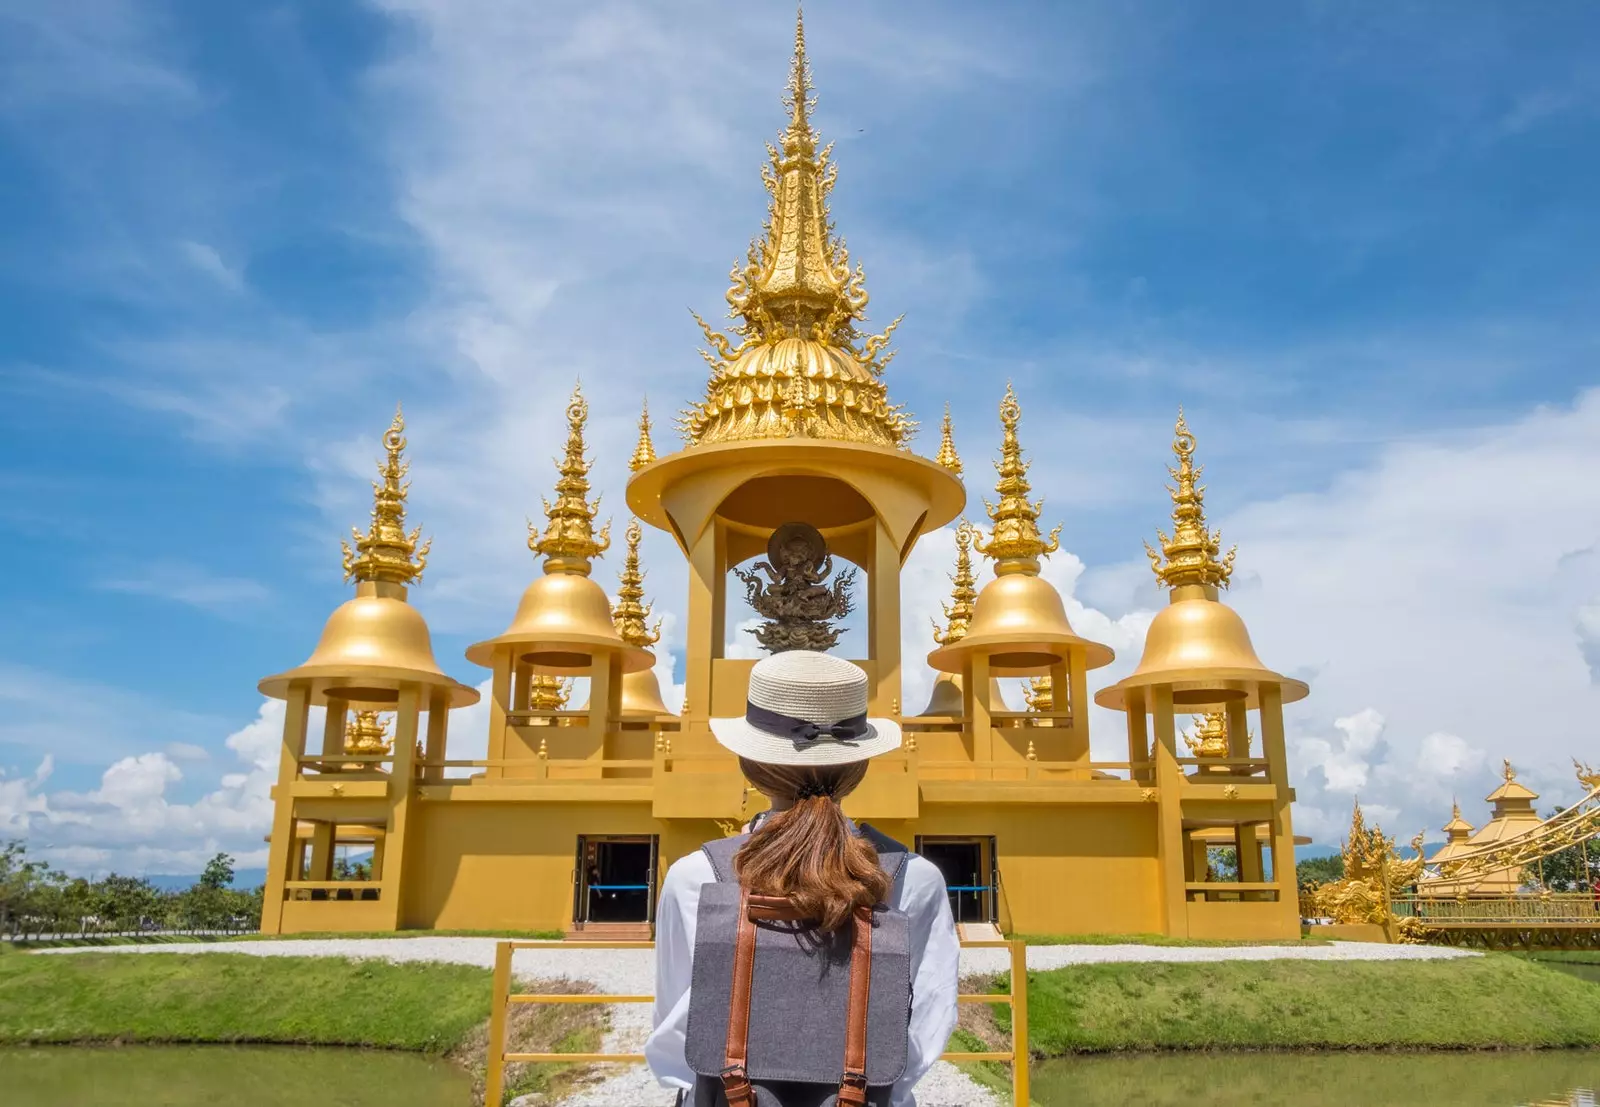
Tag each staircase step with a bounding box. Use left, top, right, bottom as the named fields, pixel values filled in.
left=565, top=921, right=654, bottom=942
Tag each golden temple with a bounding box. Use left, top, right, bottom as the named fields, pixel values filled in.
left=256, top=12, right=1307, bottom=940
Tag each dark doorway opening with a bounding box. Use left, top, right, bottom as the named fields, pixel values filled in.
left=574, top=836, right=657, bottom=924
left=918, top=837, right=994, bottom=925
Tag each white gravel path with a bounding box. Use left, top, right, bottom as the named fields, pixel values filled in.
left=36, top=937, right=1477, bottom=1106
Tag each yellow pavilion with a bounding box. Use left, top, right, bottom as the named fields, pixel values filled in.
left=256, top=13, right=1307, bottom=941
left=1421, top=761, right=1544, bottom=897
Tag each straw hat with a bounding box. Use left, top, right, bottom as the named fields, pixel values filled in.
left=709, top=651, right=901, bottom=766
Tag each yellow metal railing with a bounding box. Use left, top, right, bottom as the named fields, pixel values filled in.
left=484, top=938, right=1030, bottom=1107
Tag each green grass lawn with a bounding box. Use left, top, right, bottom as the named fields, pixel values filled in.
left=3, top=928, right=567, bottom=951
left=1015, top=932, right=1331, bottom=947
left=966, top=955, right=1600, bottom=1056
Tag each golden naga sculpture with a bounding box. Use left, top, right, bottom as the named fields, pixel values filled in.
left=974, top=383, right=1062, bottom=571
left=341, top=406, right=431, bottom=585
left=1184, top=712, right=1230, bottom=758
left=1144, top=408, right=1237, bottom=589
left=614, top=519, right=663, bottom=649
left=733, top=521, right=856, bottom=653
left=680, top=9, right=911, bottom=449
left=1309, top=801, right=1429, bottom=943
left=935, top=404, right=962, bottom=473
left=1574, top=758, right=1600, bottom=793
left=630, top=400, right=656, bottom=472
left=931, top=520, right=978, bottom=646
left=530, top=385, right=611, bottom=574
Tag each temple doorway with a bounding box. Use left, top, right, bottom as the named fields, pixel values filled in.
left=573, top=835, right=658, bottom=926
left=917, top=836, right=996, bottom=925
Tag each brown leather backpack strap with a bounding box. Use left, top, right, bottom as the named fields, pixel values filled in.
left=745, top=894, right=808, bottom=923
left=720, top=890, right=759, bottom=1107
left=836, top=904, right=874, bottom=1107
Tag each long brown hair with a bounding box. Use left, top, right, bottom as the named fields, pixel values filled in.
left=733, top=758, right=889, bottom=933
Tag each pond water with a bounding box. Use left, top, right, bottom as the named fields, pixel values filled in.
left=0, top=1045, right=470, bottom=1107
left=1033, top=1050, right=1600, bottom=1106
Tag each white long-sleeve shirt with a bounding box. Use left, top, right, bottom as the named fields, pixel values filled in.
left=644, top=841, right=960, bottom=1107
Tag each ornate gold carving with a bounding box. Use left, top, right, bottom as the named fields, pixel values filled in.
left=1575, top=758, right=1600, bottom=792
left=935, top=404, right=962, bottom=473
left=341, top=406, right=431, bottom=585
left=932, top=521, right=978, bottom=645
left=344, top=710, right=391, bottom=756
left=1221, top=783, right=1239, bottom=799
left=630, top=400, right=657, bottom=472
left=529, top=675, right=572, bottom=712
left=973, top=384, right=1062, bottom=571
left=530, top=385, right=610, bottom=574
left=612, top=519, right=662, bottom=648
left=1140, top=787, right=1158, bottom=802
left=1184, top=712, right=1231, bottom=758
left=1024, top=675, right=1053, bottom=713
left=1145, top=408, right=1237, bottom=590
left=1308, top=802, right=1429, bottom=942
left=679, top=9, right=913, bottom=450
left=733, top=521, right=855, bottom=652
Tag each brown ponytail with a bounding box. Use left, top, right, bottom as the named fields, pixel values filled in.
left=732, top=757, right=890, bottom=933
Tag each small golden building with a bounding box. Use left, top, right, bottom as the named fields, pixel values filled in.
left=258, top=13, right=1306, bottom=941
left=1421, top=761, right=1544, bottom=897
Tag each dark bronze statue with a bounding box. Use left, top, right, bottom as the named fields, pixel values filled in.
left=734, top=522, right=856, bottom=653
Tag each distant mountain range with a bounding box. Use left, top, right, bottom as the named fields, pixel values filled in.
left=145, top=868, right=268, bottom=892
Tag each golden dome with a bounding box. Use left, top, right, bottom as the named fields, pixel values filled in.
left=679, top=11, right=910, bottom=451
left=467, top=571, right=654, bottom=674
left=259, top=410, right=477, bottom=709
left=916, top=672, right=1014, bottom=716
left=929, top=571, right=1115, bottom=675
left=1097, top=413, right=1305, bottom=712
left=1094, top=586, right=1308, bottom=710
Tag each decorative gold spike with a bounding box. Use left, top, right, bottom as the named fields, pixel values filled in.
left=630, top=400, right=657, bottom=472
left=1026, top=739, right=1037, bottom=761
left=973, top=384, right=1062, bottom=570
left=613, top=519, right=662, bottom=648
left=679, top=7, right=912, bottom=450
left=530, top=385, right=611, bottom=574
left=1144, top=408, right=1237, bottom=590
left=341, top=406, right=431, bottom=586
left=537, top=736, right=548, bottom=759
left=932, top=521, right=979, bottom=645
left=1024, top=675, right=1053, bottom=713
left=935, top=404, right=962, bottom=473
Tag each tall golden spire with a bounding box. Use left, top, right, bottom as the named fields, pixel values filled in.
left=1145, top=409, right=1236, bottom=590
left=932, top=521, right=978, bottom=645
left=935, top=404, right=962, bottom=473
left=529, top=385, right=610, bottom=575
left=612, top=519, right=662, bottom=648
left=974, top=384, right=1062, bottom=573
left=680, top=7, right=909, bottom=450
left=341, top=406, right=431, bottom=585
left=630, top=400, right=657, bottom=472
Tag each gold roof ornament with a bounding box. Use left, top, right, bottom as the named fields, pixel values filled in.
left=613, top=519, right=663, bottom=648
left=1144, top=408, right=1236, bottom=591
left=1442, top=799, right=1474, bottom=840
left=630, top=400, right=657, bottom=472
left=345, top=710, right=392, bottom=754
left=529, top=674, right=572, bottom=712
left=532, top=385, right=611, bottom=575
left=935, top=404, right=962, bottom=473
left=932, top=521, right=978, bottom=646
left=1183, top=712, right=1230, bottom=758
left=467, top=386, right=653, bottom=676
left=341, top=406, right=432, bottom=586
left=1024, top=675, right=1052, bottom=713
left=930, top=384, right=1113, bottom=677
left=1096, top=409, right=1307, bottom=712
left=678, top=8, right=911, bottom=450
left=1485, top=759, right=1539, bottom=812
left=259, top=410, right=478, bottom=708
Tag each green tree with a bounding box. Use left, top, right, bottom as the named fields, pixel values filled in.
left=1297, top=853, right=1345, bottom=890
left=200, top=853, right=235, bottom=891
left=1523, top=807, right=1600, bottom=891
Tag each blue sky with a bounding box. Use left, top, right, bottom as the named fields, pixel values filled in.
left=3, top=0, right=1600, bottom=873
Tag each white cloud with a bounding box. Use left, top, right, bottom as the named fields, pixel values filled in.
left=177, top=240, right=244, bottom=292
left=96, top=561, right=272, bottom=616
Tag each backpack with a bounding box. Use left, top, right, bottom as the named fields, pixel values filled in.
left=682, top=824, right=915, bottom=1107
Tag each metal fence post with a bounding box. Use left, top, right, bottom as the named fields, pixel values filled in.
left=485, top=940, right=513, bottom=1107
left=1010, top=938, right=1030, bottom=1107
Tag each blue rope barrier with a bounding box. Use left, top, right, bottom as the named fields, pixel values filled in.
left=588, top=884, right=652, bottom=891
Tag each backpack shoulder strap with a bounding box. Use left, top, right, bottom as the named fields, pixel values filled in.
left=701, top=834, right=749, bottom=883
left=857, top=823, right=912, bottom=885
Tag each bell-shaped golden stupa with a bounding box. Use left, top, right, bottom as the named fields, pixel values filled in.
left=579, top=519, right=676, bottom=719
left=929, top=384, right=1114, bottom=677
left=919, top=520, right=1012, bottom=715
left=259, top=407, right=478, bottom=709
left=1095, top=410, right=1306, bottom=711
left=466, top=386, right=654, bottom=677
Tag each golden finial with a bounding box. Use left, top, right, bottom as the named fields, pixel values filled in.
left=932, top=521, right=979, bottom=645
left=1026, top=740, right=1037, bottom=761
left=905, top=732, right=917, bottom=753
left=343, top=710, right=391, bottom=756
left=529, top=674, right=572, bottom=712
left=679, top=6, right=911, bottom=450
left=613, top=519, right=662, bottom=648
left=631, top=400, right=657, bottom=472
left=1183, top=712, right=1230, bottom=758
left=537, top=736, right=548, bottom=759
left=1145, top=408, right=1236, bottom=590
left=530, top=384, right=610, bottom=574
left=974, top=383, right=1062, bottom=572
left=935, top=404, right=962, bottom=473
left=341, top=406, right=431, bottom=586
left=1024, top=675, right=1053, bottom=713
left=1502, top=758, right=1516, bottom=783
